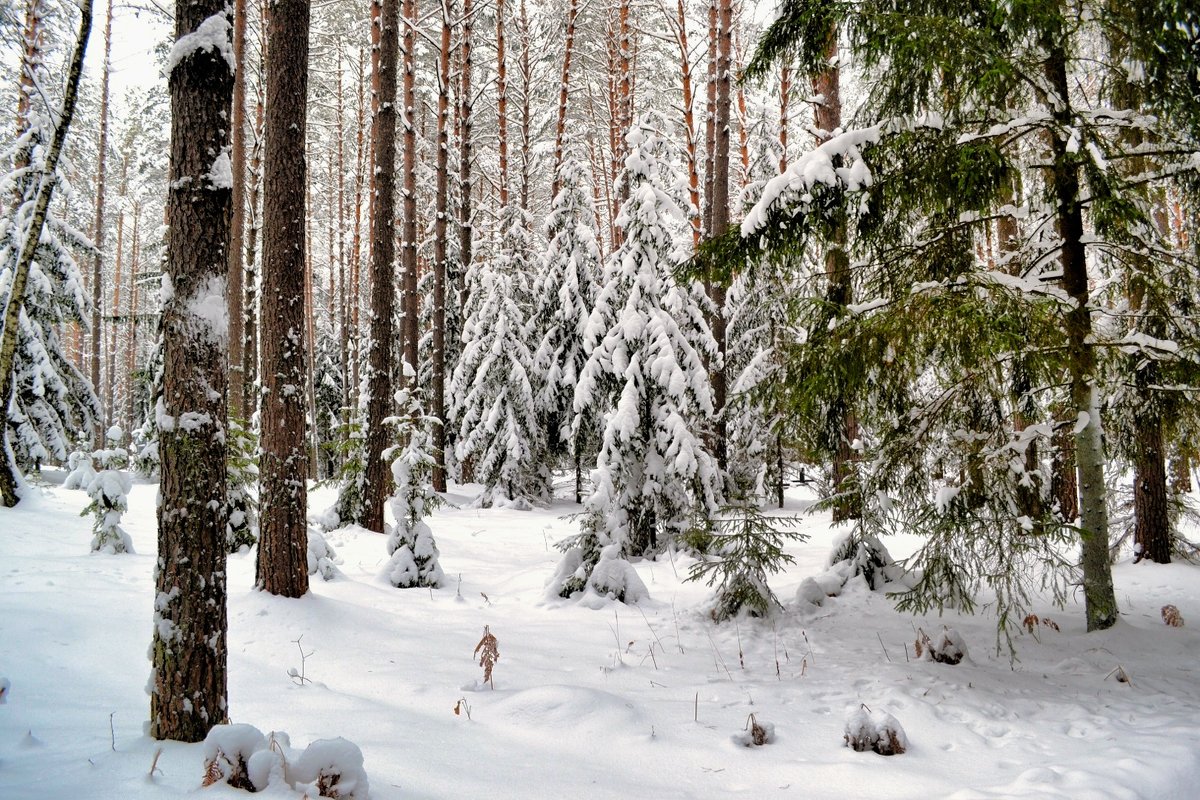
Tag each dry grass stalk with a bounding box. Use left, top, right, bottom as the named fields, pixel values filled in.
left=474, top=625, right=500, bottom=688
left=747, top=713, right=768, bottom=746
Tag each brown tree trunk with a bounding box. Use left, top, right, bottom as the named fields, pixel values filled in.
left=517, top=0, right=533, bottom=212
left=707, top=0, right=733, bottom=479
left=703, top=0, right=716, bottom=236
left=431, top=0, right=452, bottom=492
left=778, top=65, right=790, bottom=172
left=496, top=0, right=509, bottom=207
left=362, top=0, right=401, bottom=532
left=89, top=0, right=114, bottom=447
left=401, top=0, right=419, bottom=377
left=151, top=0, right=231, bottom=740
left=336, top=48, right=349, bottom=431
left=256, top=0, right=312, bottom=597
left=350, top=46, right=367, bottom=401
left=227, top=0, right=248, bottom=421
left=669, top=0, right=701, bottom=248
left=550, top=0, right=578, bottom=199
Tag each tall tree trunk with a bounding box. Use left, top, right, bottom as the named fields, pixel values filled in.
left=1044, top=38, right=1117, bottom=631
left=336, top=47, right=349, bottom=432
left=778, top=65, right=790, bottom=172
left=151, top=0, right=231, bottom=740
left=431, top=0, right=452, bottom=492
left=670, top=0, right=702, bottom=248
left=517, top=0, right=533, bottom=212
left=703, top=0, right=716, bottom=236
left=401, top=0, right=419, bottom=377
left=811, top=24, right=860, bottom=523
left=350, top=46, right=367, bottom=403
left=243, top=3, right=267, bottom=415
left=497, top=0, right=509, bottom=207
left=257, top=0, right=311, bottom=597
left=89, top=0, right=114, bottom=447
left=362, top=0, right=401, bottom=532
left=227, top=0, right=248, bottom=422
left=707, top=0, right=732, bottom=480
left=0, top=0, right=92, bottom=507
left=550, top=0, right=578, bottom=199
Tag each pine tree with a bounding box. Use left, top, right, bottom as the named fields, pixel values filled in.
left=529, top=157, right=601, bottom=503
left=449, top=211, right=542, bottom=506
left=384, top=386, right=445, bottom=588
left=553, top=116, right=719, bottom=601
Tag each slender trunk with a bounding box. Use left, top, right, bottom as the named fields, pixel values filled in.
left=517, top=0, right=532, bottom=212
left=707, top=0, right=733, bottom=479
left=89, top=0, right=114, bottom=447
left=363, top=0, right=401, bottom=532
left=243, top=3, right=266, bottom=415
left=550, top=0, right=579, bottom=199
left=228, top=0, right=248, bottom=421
left=779, top=65, right=790, bottom=172
left=497, top=0, right=509, bottom=207
left=401, top=0, right=419, bottom=377
left=257, top=0, right=312, bottom=597
left=0, top=0, right=92, bottom=506
left=125, top=225, right=139, bottom=430
left=671, top=0, right=701, bottom=248
left=350, top=46, right=367, bottom=403
left=703, top=0, right=716, bottom=236
left=151, top=0, right=230, bottom=740
left=107, top=203, right=124, bottom=425
left=432, top=0, right=452, bottom=491
left=1044, top=39, right=1116, bottom=630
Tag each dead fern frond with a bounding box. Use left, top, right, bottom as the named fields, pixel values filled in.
left=474, top=625, right=500, bottom=688
left=747, top=714, right=768, bottom=746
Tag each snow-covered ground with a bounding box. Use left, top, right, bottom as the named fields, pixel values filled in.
left=2, top=475, right=1199, bottom=799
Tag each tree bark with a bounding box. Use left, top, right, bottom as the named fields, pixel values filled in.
left=1044, top=39, right=1117, bottom=630
left=431, top=0, right=452, bottom=492
left=151, top=0, right=232, bottom=740
left=362, top=0, right=401, bottom=532
left=0, top=0, right=92, bottom=508
left=89, top=0, right=114, bottom=447
left=707, top=0, right=733, bottom=479
left=256, top=0, right=311, bottom=596
left=550, top=0, right=579, bottom=199
left=497, top=0, right=509, bottom=207
left=227, top=0, right=248, bottom=422
left=400, top=0, right=419, bottom=378
left=669, top=0, right=702, bottom=248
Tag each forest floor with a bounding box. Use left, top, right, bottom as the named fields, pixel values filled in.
left=1, top=473, right=1199, bottom=799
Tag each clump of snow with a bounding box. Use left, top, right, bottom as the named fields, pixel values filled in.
left=915, top=626, right=970, bottom=665
left=291, top=737, right=370, bottom=800
left=167, top=12, right=234, bottom=76
left=795, top=577, right=827, bottom=608
left=203, top=723, right=266, bottom=790
left=844, top=706, right=908, bottom=756
left=307, top=528, right=342, bottom=580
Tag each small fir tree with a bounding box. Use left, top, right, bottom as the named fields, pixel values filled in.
left=384, top=387, right=445, bottom=588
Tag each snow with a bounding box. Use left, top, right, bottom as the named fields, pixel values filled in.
left=166, top=12, right=234, bottom=77
left=1, top=480, right=1200, bottom=798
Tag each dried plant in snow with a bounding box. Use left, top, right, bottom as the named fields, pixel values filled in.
left=914, top=626, right=968, bottom=665
left=474, top=625, right=500, bottom=688
left=1162, top=605, right=1184, bottom=627
left=1021, top=614, right=1060, bottom=633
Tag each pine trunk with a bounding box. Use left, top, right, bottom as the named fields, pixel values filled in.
left=550, top=0, right=578, bottom=199
left=431, top=0, right=452, bottom=492
left=671, top=0, right=701, bottom=248
left=89, top=0, right=113, bottom=447
left=227, top=0, right=248, bottom=422
left=362, top=0, right=401, bottom=532
left=400, top=0, right=419, bottom=379
left=256, top=0, right=312, bottom=597
left=707, top=0, right=733, bottom=479
left=151, top=0, right=231, bottom=740
left=497, top=0, right=509, bottom=207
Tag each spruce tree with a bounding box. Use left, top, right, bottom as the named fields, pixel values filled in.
left=529, top=157, right=600, bottom=503
left=553, top=116, right=719, bottom=601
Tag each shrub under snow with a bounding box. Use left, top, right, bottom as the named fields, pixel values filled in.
left=307, top=529, right=342, bottom=581
left=844, top=706, right=908, bottom=756
left=202, top=724, right=369, bottom=798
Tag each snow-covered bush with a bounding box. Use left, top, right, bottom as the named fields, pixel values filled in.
left=915, top=626, right=969, bottom=665
left=80, top=432, right=133, bottom=554
left=202, top=725, right=369, bottom=798
left=307, top=529, right=342, bottom=581
left=203, top=723, right=266, bottom=791
left=844, top=706, right=907, bottom=756
left=384, top=388, right=444, bottom=589
left=62, top=449, right=96, bottom=491
left=226, top=419, right=259, bottom=553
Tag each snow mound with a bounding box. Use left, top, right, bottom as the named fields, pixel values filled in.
left=489, top=685, right=646, bottom=738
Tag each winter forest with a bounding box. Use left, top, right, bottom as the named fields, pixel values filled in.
left=1, top=0, right=1199, bottom=797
